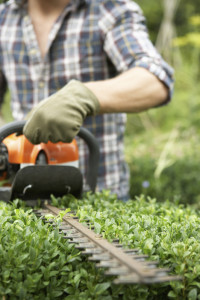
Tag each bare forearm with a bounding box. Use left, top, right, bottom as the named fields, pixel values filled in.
left=85, top=67, right=169, bottom=114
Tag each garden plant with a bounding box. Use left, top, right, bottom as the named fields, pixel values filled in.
left=1, top=193, right=200, bottom=299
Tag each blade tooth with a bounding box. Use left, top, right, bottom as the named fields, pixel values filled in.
left=114, top=272, right=181, bottom=285
left=112, top=243, right=123, bottom=248
left=64, top=229, right=79, bottom=235
left=44, top=219, right=55, bottom=224
left=67, top=233, right=83, bottom=238
left=130, top=254, right=149, bottom=259
left=96, top=259, right=119, bottom=268
left=112, top=239, right=120, bottom=243
left=82, top=219, right=90, bottom=222
left=143, top=260, right=159, bottom=265
left=69, top=237, right=89, bottom=244
left=42, top=210, right=50, bottom=213
left=142, top=275, right=182, bottom=284
left=114, top=273, right=141, bottom=284
left=68, top=240, right=76, bottom=244
left=81, top=248, right=103, bottom=255
left=130, top=256, right=147, bottom=262
left=62, top=229, right=77, bottom=234
left=35, top=209, right=49, bottom=214
left=155, top=268, right=171, bottom=276
left=142, top=261, right=159, bottom=269
left=105, top=266, right=129, bottom=276
left=63, top=233, right=82, bottom=239
left=88, top=253, right=111, bottom=262
left=87, top=225, right=95, bottom=230
left=123, top=249, right=139, bottom=253
left=34, top=212, right=42, bottom=216
left=63, top=236, right=73, bottom=240
left=35, top=214, right=42, bottom=217
left=75, top=242, right=96, bottom=249
left=58, top=225, right=73, bottom=230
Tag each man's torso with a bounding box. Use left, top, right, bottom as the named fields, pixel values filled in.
left=0, top=0, right=130, bottom=199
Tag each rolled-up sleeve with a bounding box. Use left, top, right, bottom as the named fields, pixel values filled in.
left=99, top=0, right=174, bottom=101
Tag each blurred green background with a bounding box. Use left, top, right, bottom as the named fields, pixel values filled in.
left=126, top=0, right=200, bottom=205
left=1, top=0, right=200, bottom=205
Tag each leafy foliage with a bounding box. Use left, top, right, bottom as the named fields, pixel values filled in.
left=52, top=191, right=200, bottom=299
left=2, top=193, right=200, bottom=298
left=135, top=0, right=200, bottom=42
left=126, top=127, right=200, bottom=204
left=0, top=201, right=113, bottom=299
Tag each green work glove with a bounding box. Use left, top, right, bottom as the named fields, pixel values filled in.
left=23, top=80, right=100, bottom=144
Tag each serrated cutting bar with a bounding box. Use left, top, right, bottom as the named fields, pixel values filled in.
left=35, top=204, right=181, bottom=284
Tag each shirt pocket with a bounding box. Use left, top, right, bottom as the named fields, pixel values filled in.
left=79, top=37, right=103, bottom=58
left=78, top=38, right=105, bottom=79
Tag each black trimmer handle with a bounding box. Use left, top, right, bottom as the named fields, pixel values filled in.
left=0, top=120, right=25, bottom=142
left=0, top=121, right=99, bottom=193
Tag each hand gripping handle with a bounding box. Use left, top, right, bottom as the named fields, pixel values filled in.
left=0, top=121, right=99, bottom=193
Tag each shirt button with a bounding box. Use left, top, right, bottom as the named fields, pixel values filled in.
left=39, top=81, right=44, bottom=88
left=24, top=16, right=29, bottom=22
left=29, top=48, right=37, bottom=55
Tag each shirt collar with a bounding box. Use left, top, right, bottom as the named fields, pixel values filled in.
left=15, top=0, right=23, bottom=5
left=70, top=0, right=89, bottom=9
left=8, top=0, right=27, bottom=10
left=12, top=0, right=89, bottom=8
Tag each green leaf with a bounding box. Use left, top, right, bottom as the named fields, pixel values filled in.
left=94, top=282, right=111, bottom=295
left=49, top=270, right=59, bottom=277
left=61, top=265, right=70, bottom=272
left=20, top=253, right=29, bottom=262
left=190, top=282, right=200, bottom=289
left=51, top=290, right=63, bottom=297
left=94, top=222, right=101, bottom=234
left=64, top=287, right=75, bottom=295
left=168, top=291, right=178, bottom=298
left=29, top=246, right=36, bottom=260
left=188, top=288, right=197, bottom=300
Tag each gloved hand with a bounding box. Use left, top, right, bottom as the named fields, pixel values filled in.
left=23, top=80, right=100, bottom=144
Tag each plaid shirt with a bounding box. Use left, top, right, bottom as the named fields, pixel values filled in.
left=0, top=0, right=174, bottom=199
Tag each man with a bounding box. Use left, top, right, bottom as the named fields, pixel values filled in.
left=0, top=0, right=174, bottom=200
